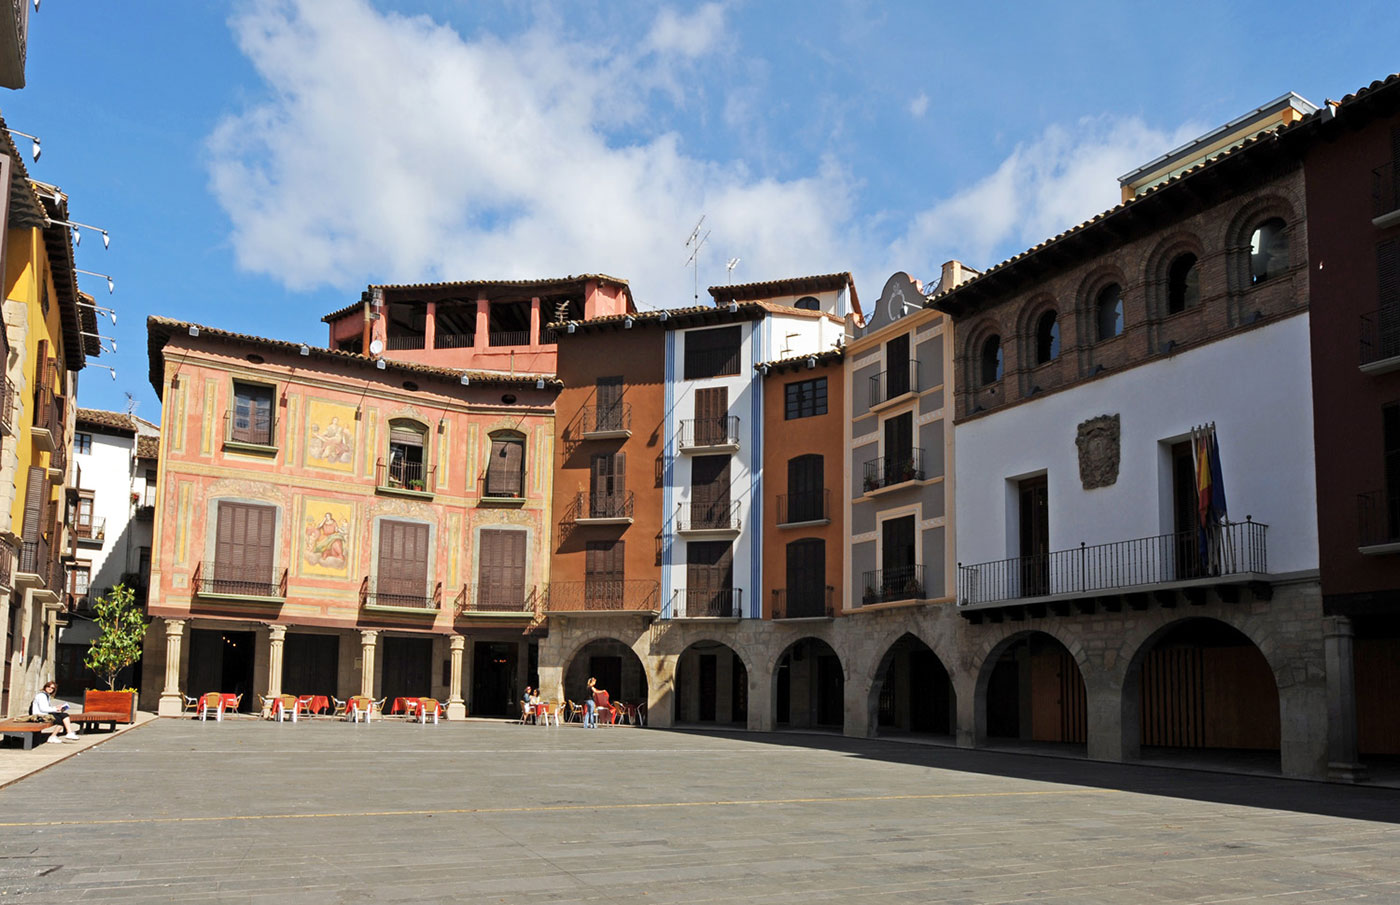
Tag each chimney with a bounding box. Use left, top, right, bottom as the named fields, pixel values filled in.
left=938, top=260, right=979, bottom=294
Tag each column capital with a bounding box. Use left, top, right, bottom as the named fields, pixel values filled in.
left=164, top=618, right=186, bottom=636
left=360, top=629, right=379, bottom=645
left=449, top=634, right=465, bottom=652
left=269, top=624, right=287, bottom=642
left=1323, top=614, right=1354, bottom=640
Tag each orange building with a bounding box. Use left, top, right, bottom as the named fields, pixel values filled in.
left=141, top=317, right=558, bottom=719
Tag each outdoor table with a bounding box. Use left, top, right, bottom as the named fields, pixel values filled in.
left=389, top=697, right=413, bottom=715
left=408, top=698, right=441, bottom=723
left=217, top=693, right=239, bottom=711
left=303, top=695, right=331, bottom=715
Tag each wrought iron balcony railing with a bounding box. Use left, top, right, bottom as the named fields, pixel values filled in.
left=1359, top=490, right=1400, bottom=548
left=579, top=402, right=632, bottom=436
left=194, top=561, right=288, bottom=599
left=1360, top=308, right=1400, bottom=368
left=772, top=586, right=835, bottom=619
left=74, top=518, right=106, bottom=542
left=675, top=501, right=741, bottom=533
left=569, top=491, right=634, bottom=522
left=678, top=416, right=740, bottom=450
left=669, top=587, right=743, bottom=618
left=376, top=457, right=435, bottom=494
left=1374, top=161, right=1399, bottom=220
left=862, top=565, right=927, bottom=605
left=360, top=574, right=441, bottom=611
left=862, top=449, right=926, bottom=493
left=957, top=519, right=1269, bottom=606
left=433, top=331, right=476, bottom=349
left=777, top=489, right=829, bottom=525
left=19, top=539, right=50, bottom=583
left=488, top=330, right=530, bottom=347
left=544, top=579, right=660, bottom=613
left=460, top=582, right=538, bottom=614
left=224, top=409, right=276, bottom=447
left=869, top=360, right=920, bottom=407
left=385, top=333, right=426, bottom=351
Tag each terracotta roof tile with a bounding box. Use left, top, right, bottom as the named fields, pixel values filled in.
left=76, top=408, right=138, bottom=433
left=136, top=435, right=160, bottom=460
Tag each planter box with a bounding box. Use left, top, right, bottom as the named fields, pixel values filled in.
left=82, top=690, right=137, bottom=723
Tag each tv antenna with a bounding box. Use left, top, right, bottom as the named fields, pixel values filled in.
left=684, top=215, right=710, bottom=302
left=725, top=257, right=740, bottom=283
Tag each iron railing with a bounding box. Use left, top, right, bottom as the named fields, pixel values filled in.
left=135, top=504, right=155, bottom=520
left=1375, top=161, right=1399, bottom=219
left=194, top=561, right=288, bottom=598
left=470, top=582, right=537, bottom=614
left=544, top=579, right=660, bottom=612
left=869, top=360, right=920, bottom=407
left=539, top=325, right=558, bottom=345
left=489, top=330, right=530, bottom=347
left=678, top=416, right=740, bottom=449
left=1359, top=490, right=1400, bottom=548
left=676, top=501, right=741, bottom=532
left=772, top=586, right=835, bottom=619
left=74, top=517, right=105, bottom=542
left=224, top=408, right=276, bottom=447
left=19, top=539, right=49, bottom=582
left=360, top=575, right=441, bottom=610
left=579, top=402, right=631, bottom=435
left=433, top=331, right=476, bottom=349
left=862, top=565, right=927, bottom=605
left=862, top=449, right=926, bottom=493
left=777, top=489, right=829, bottom=525
left=570, top=491, right=634, bottom=521
left=1360, top=308, right=1400, bottom=367
left=0, top=543, right=11, bottom=590
left=376, top=457, right=435, bottom=493
left=0, top=376, right=14, bottom=435
left=385, top=334, right=426, bottom=351
left=957, top=519, right=1270, bottom=606
left=669, top=587, right=743, bottom=618
left=34, top=386, right=63, bottom=438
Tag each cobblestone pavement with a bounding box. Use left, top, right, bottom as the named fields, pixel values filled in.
left=1, top=719, right=1397, bottom=904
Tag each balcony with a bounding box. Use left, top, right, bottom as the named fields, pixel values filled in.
left=385, top=333, right=426, bottom=351
left=0, top=544, right=11, bottom=590
left=772, top=586, right=835, bottom=619
left=544, top=579, right=660, bottom=614
left=569, top=491, right=634, bottom=526
left=1360, top=308, right=1400, bottom=374
left=777, top=490, right=830, bottom=527
left=75, top=518, right=105, bottom=546
left=675, top=501, right=741, bottom=537
left=0, top=376, right=15, bottom=437
left=18, top=539, right=49, bottom=583
left=1358, top=490, right=1400, bottom=555
left=489, top=330, right=530, bottom=347
left=677, top=416, right=740, bottom=453
left=193, top=561, right=288, bottom=601
left=869, top=361, right=921, bottom=410
left=957, top=520, right=1270, bottom=620
left=862, top=450, right=927, bottom=495
left=458, top=583, right=538, bottom=616
left=361, top=575, right=442, bottom=613
left=376, top=457, right=435, bottom=498
left=135, top=504, right=155, bottom=521
left=434, top=330, right=476, bottom=349
left=30, top=389, right=63, bottom=453
left=579, top=402, right=632, bottom=439
left=668, top=588, right=743, bottom=619
left=223, top=409, right=277, bottom=452
left=862, top=565, right=928, bottom=606
left=1374, top=161, right=1400, bottom=228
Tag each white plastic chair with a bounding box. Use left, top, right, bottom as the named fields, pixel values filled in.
left=416, top=698, right=440, bottom=725
left=197, top=693, right=224, bottom=722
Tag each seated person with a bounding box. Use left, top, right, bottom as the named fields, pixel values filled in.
left=520, top=686, right=538, bottom=723
left=32, top=681, right=78, bottom=743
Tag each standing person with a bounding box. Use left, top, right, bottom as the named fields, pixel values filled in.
left=31, top=681, right=78, bottom=743
left=583, top=677, right=598, bottom=729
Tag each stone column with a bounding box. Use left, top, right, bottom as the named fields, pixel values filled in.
left=1324, top=615, right=1368, bottom=782
left=844, top=677, right=877, bottom=739
left=516, top=639, right=531, bottom=697
left=359, top=630, right=378, bottom=698
left=447, top=635, right=466, bottom=720
left=157, top=619, right=186, bottom=716
left=955, top=673, right=978, bottom=748
left=529, top=296, right=541, bottom=347
left=474, top=295, right=489, bottom=349
left=267, top=625, right=286, bottom=700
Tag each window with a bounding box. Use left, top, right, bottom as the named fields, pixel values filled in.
left=1095, top=284, right=1124, bottom=341
left=478, top=529, right=527, bottom=610
left=69, top=564, right=90, bottom=607
left=692, top=386, right=730, bottom=446
left=595, top=376, right=624, bottom=431
left=585, top=540, right=625, bottom=605
left=212, top=501, right=277, bottom=592
left=684, top=326, right=742, bottom=379
left=685, top=540, right=734, bottom=616
left=784, top=455, right=824, bottom=523
left=1167, top=253, right=1200, bottom=314
left=690, top=455, right=732, bottom=528
left=74, top=433, right=92, bottom=455
left=1034, top=312, right=1059, bottom=365
left=1249, top=218, right=1288, bottom=285
left=386, top=419, right=428, bottom=490
left=785, top=538, right=826, bottom=615
left=143, top=469, right=157, bottom=507
left=885, top=333, right=911, bottom=398
left=589, top=452, right=627, bottom=517
left=484, top=432, right=525, bottom=498
left=794, top=296, right=820, bottom=311
left=230, top=382, right=275, bottom=445
left=979, top=335, right=1003, bottom=385
left=75, top=495, right=93, bottom=536
left=785, top=377, right=828, bottom=419
left=376, top=519, right=430, bottom=604
left=137, top=546, right=151, bottom=583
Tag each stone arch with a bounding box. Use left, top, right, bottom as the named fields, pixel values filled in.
left=770, top=635, right=845, bottom=731
left=1142, top=231, right=1207, bottom=320
left=1074, top=265, right=1131, bottom=347
left=864, top=630, right=957, bottom=739
left=1223, top=194, right=1301, bottom=296
left=673, top=637, right=752, bottom=726
left=554, top=631, right=658, bottom=707
left=960, top=316, right=1006, bottom=388
left=1116, top=614, right=1282, bottom=763
left=971, top=626, right=1093, bottom=747
left=1013, top=293, right=1062, bottom=369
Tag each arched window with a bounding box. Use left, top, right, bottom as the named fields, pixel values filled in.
left=1166, top=253, right=1199, bottom=314
left=1034, top=311, right=1059, bottom=365
left=1249, top=218, right=1288, bottom=285
left=1095, top=284, right=1124, bottom=341
left=793, top=296, right=820, bottom=311
left=485, top=430, right=526, bottom=498
left=979, top=335, right=1003, bottom=386
left=386, top=419, right=429, bottom=490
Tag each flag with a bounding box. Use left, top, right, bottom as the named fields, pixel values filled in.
left=1195, top=430, right=1213, bottom=529
left=1208, top=429, right=1227, bottom=522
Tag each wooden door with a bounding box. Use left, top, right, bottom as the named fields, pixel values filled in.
left=282, top=633, right=339, bottom=698
left=785, top=538, right=826, bottom=616
left=595, top=377, right=623, bottom=431
left=1171, top=441, right=1199, bottom=578
left=381, top=636, right=432, bottom=699
left=693, top=386, right=728, bottom=446
left=787, top=455, right=823, bottom=522
left=698, top=654, right=717, bottom=721
left=1018, top=476, right=1050, bottom=596
left=479, top=529, right=527, bottom=610
left=885, top=333, right=911, bottom=397
left=686, top=540, right=734, bottom=616
left=585, top=540, right=624, bottom=608
left=883, top=412, right=913, bottom=476
left=690, top=455, right=730, bottom=528
left=590, top=452, right=626, bottom=517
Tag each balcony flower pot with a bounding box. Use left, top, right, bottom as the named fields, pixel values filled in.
left=407, top=479, right=425, bottom=491
left=863, top=476, right=877, bottom=493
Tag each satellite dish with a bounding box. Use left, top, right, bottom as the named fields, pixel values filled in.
left=369, top=339, right=384, bottom=356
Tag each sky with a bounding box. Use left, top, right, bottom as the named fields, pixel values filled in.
left=5, top=0, right=1398, bottom=418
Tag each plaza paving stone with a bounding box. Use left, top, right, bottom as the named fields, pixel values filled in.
left=0, top=718, right=1398, bottom=903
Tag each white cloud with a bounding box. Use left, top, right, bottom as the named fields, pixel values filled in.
left=207, top=0, right=1199, bottom=311
left=908, top=92, right=929, bottom=118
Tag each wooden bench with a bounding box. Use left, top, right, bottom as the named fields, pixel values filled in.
left=0, top=720, right=55, bottom=750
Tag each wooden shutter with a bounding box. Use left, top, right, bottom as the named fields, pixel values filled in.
left=786, top=538, right=826, bottom=606
left=215, top=502, right=277, bottom=581
left=590, top=452, right=626, bottom=516
left=479, top=530, right=526, bottom=607
left=378, top=520, right=428, bottom=600
left=1380, top=240, right=1400, bottom=360
left=586, top=540, right=624, bottom=582
left=596, top=377, right=623, bottom=431
left=882, top=516, right=915, bottom=572
left=389, top=424, right=424, bottom=447
left=684, top=326, right=741, bottom=379
left=787, top=455, right=823, bottom=522
left=691, top=455, right=730, bottom=527
left=21, top=466, right=45, bottom=543
left=694, top=386, right=728, bottom=445
left=487, top=436, right=524, bottom=497
left=885, top=333, right=910, bottom=397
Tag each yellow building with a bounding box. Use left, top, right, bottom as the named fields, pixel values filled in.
left=0, top=117, right=99, bottom=716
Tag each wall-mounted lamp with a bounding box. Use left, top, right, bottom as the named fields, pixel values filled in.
left=727, top=301, right=738, bottom=313
left=47, top=218, right=109, bottom=248
left=459, top=374, right=471, bottom=386
left=658, top=311, right=669, bottom=321
left=75, top=268, right=114, bottom=295
left=807, top=356, right=817, bottom=369
left=78, top=298, right=116, bottom=326
left=375, top=359, right=386, bottom=370
left=535, top=377, right=546, bottom=389
left=8, top=128, right=39, bottom=162
left=82, top=331, right=116, bottom=353
left=299, top=344, right=310, bottom=356
left=566, top=322, right=576, bottom=334
left=88, top=364, right=117, bottom=381
left=757, top=364, right=770, bottom=376
left=624, top=317, right=633, bottom=329
left=187, top=325, right=199, bottom=337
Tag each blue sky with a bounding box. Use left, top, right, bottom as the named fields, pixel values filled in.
left=5, top=0, right=1397, bottom=418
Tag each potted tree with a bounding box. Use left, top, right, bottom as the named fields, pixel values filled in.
left=82, top=584, right=148, bottom=719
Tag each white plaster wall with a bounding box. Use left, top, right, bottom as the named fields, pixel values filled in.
left=953, top=313, right=1318, bottom=575
left=74, top=432, right=136, bottom=589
